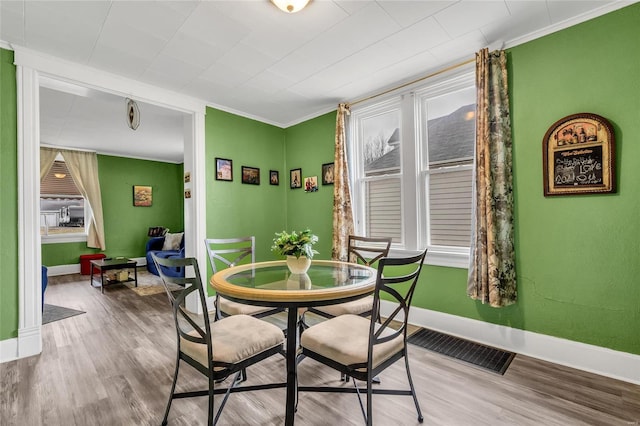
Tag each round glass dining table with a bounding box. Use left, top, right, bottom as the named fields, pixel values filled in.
left=210, top=259, right=377, bottom=426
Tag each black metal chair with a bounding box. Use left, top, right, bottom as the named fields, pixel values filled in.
left=308, top=235, right=392, bottom=319
left=152, top=254, right=285, bottom=425
left=299, top=249, right=428, bottom=425
left=205, top=237, right=284, bottom=321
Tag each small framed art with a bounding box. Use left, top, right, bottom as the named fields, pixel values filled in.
left=270, top=170, right=279, bottom=185
left=304, top=176, right=318, bottom=192
left=322, top=162, right=334, bottom=185
left=290, top=168, right=302, bottom=189
left=241, top=166, right=260, bottom=185
left=215, top=157, right=233, bottom=181
left=133, top=185, right=152, bottom=207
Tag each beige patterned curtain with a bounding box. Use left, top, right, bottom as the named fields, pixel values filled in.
left=59, top=149, right=106, bottom=250
left=40, top=147, right=59, bottom=180
left=331, top=103, right=355, bottom=261
left=467, top=48, right=517, bottom=307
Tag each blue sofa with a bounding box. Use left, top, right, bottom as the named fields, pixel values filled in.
left=146, top=235, right=185, bottom=277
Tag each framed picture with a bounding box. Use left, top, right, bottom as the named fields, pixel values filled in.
left=215, top=157, right=233, bottom=181
left=270, top=170, right=279, bottom=185
left=184, top=172, right=191, bottom=183
left=133, top=185, right=152, bottom=207
left=290, top=168, right=302, bottom=189
left=304, top=176, right=318, bottom=192
left=241, top=166, right=260, bottom=185
left=322, top=162, right=334, bottom=185
left=542, top=113, right=615, bottom=196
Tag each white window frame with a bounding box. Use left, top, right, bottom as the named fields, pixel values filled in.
left=350, top=66, right=475, bottom=268
left=40, top=197, right=90, bottom=244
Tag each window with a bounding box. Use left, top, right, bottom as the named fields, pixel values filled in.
left=350, top=69, right=475, bottom=267
left=40, top=160, right=89, bottom=243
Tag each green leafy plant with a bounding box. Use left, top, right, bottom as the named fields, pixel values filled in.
left=271, top=229, right=319, bottom=259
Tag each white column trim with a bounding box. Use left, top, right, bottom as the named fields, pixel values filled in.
left=380, top=301, right=640, bottom=385
left=16, top=64, right=43, bottom=359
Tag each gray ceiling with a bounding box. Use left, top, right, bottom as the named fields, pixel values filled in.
left=1, top=0, right=631, bottom=163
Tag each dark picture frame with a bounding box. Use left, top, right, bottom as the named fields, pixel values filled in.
left=241, top=166, right=260, bottom=185
left=322, top=162, right=334, bottom=185
left=133, top=185, right=152, bottom=207
left=270, top=170, right=279, bottom=185
left=215, top=157, right=233, bottom=181
left=542, top=112, right=615, bottom=196
left=290, top=168, right=302, bottom=189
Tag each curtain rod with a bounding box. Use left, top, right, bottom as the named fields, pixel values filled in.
left=349, top=57, right=475, bottom=107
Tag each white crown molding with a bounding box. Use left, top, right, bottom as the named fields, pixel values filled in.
left=380, top=301, right=640, bottom=385
left=12, top=46, right=205, bottom=115
left=205, top=101, right=285, bottom=129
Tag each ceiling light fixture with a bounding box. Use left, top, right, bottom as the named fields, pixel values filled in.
left=126, top=98, right=140, bottom=130
left=54, top=173, right=66, bottom=179
left=270, top=0, right=310, bottom=13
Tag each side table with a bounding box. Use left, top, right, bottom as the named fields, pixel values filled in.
left=90, top=258, right=138, bottom=294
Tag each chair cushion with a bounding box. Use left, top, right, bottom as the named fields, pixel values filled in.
left=219, top=297, right=276, bottom=316
left=180, top=314, right=284, bottom=369
left=300, top=314, right=403, bottom=371
left=313, top=295, right=374, bottom=317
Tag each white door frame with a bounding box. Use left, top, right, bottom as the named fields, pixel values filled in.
left=12, top=47, right=207, bottom=360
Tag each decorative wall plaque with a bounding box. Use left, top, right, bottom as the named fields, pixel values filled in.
left=542, top=113, right=615, bottom=196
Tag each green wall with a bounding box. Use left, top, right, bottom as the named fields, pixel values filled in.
left=284, top=112, right=336, bottom=259
left=205, top=108, right=286, bottom=265
left=42, top=155, right=184, bottom=265
left=0, top=49, right=18, bottom=340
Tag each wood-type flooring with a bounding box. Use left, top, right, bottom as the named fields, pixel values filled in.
left=1, top=271, right=638, bottom=425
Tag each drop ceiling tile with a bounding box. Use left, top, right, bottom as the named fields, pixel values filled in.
left=333, top=1, right=375, bottom=15
left=1, top=2, right=25, bottom=45
left=547, top=1, right=612, bottom=23
left=428, top=30, right=488, bottom=64
left=199, top=62, right=253, bottom=88
left=89, top=43, right=154, bottom=78
left=301, top=3, right=401, bottom=62
left=383, top=17, right=452, bottom=56
left=95, top=20, right=168, bottom=61
left=106, top=1, right=191, bottom=41
left=161, top=31, right=225, bottom=70
left=377, top=1, right=456, bottom=27
left=215, top=42, right=278, bottom=76
left=435, top=0, right=511, bottom=38
left=242, top=70, right=298, bottom=96
left=482, top=1, right=551, bottom=43
left=142, top=54, right=205, bottom=90
left=178, top=2, right=251, bottom=51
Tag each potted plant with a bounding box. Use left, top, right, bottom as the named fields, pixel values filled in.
left=271, top=229, right=318, bottom=274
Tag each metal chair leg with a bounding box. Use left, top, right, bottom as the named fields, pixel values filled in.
left=162, top=354, right=181, bottom=425
left=405, top=353, right=423, bottom=423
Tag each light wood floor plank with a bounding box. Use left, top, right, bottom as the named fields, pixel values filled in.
left=1, top=271, right=638, bottom=425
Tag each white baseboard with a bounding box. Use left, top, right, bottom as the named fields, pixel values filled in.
left=0, top=337, right=18, bottom=363
left=45, top=257, right=147, bottom=277
left=380, top=301, right=640, bottom=385
left=0, top=325, right=42, bottom=364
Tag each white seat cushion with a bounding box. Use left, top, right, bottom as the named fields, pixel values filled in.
left=300, top=314, right=403, bottom=371
left=219, top=296, right=275, bottom=316
left=180, top=314, right=284, bottom=369
left=314, top=295, right=374, bottom=317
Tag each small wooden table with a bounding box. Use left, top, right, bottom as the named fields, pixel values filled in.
left=90, top=258, right=138, bottom=294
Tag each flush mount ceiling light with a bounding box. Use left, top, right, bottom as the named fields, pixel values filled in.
left=126, top=97, right=140, bottom=130
left=54, top=173, right=66, bottom=179
left=270, top=0, right=310, bottom=13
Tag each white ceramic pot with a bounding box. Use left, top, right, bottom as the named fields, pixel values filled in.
left=286, top=255, right=311, bottom=274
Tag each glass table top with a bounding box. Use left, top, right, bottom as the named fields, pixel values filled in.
left=210, top=260, right=377, bottom=304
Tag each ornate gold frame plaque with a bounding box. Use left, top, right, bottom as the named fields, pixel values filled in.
left=543, top=113, right=615, bottom=196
